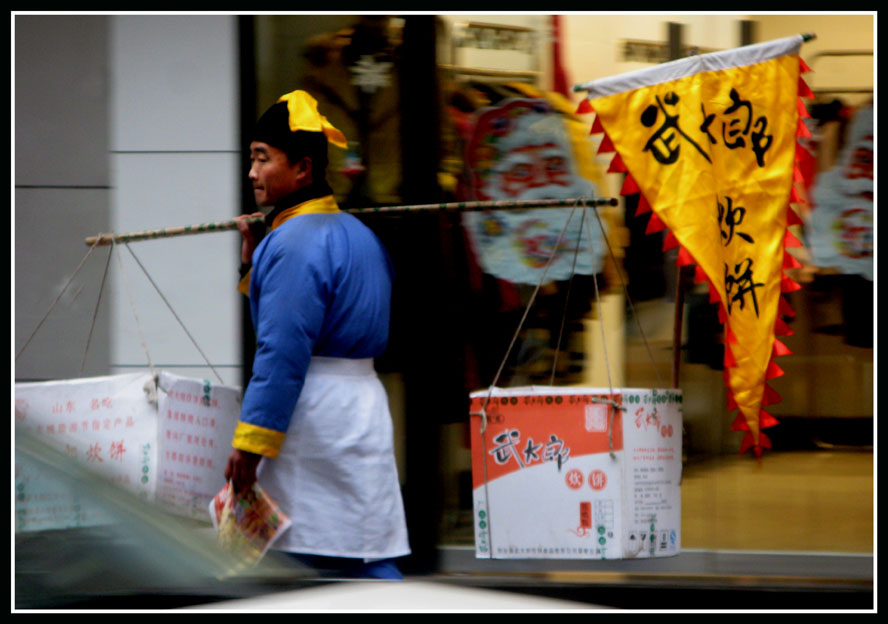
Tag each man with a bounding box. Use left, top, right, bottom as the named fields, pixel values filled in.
left=225, top=90, right=410, bottom=580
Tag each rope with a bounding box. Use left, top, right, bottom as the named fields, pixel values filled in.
left=471, top=200, right=585, bottom=559
left=583, top=207, right=621, bottom=459
left=475, top=198, right=639, bottom=525
left=114, top=240, right=156, bottom=378
left=15, top=235, right=104, bottom=362
left=480, top=203, right=582, bottom=426
left=123, top=243, right=224, bottom=385
left=586, top=198, right=665, bottom=388
left=549, top=208, right=586, bottom=387
left=79, top=243, right=114, bottom=376
left=585, top=209, right=615, bottom=395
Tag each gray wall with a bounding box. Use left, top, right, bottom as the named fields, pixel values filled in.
left=15, top=15, right=242, bottom=386
left=107, top=15, right=241, bottom=386
left=15, top=15, right=112, bottom=380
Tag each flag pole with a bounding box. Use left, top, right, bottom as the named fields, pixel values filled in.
left=672, top=267, right=694, bottom=389
left=83, top=197, right=618, bottom=247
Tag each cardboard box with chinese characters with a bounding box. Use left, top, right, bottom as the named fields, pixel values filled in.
left=470, top=386, right=682, bottom=559
left=15, top=371, right=240, bottom=532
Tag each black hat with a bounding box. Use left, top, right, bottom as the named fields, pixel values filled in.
left=252, top=90, right=347, bottom=153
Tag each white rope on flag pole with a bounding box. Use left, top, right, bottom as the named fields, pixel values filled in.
left=573, top=34, right=812, bottom=99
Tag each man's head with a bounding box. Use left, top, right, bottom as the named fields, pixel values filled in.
left=249, top=90, right=346, bottom=207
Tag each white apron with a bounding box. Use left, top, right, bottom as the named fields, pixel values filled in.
left=256, top=357, right=410, bottom=560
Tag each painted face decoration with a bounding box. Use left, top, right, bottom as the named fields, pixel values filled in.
left=460, top=98, right=606, bottom=284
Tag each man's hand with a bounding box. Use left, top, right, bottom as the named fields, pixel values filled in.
left=235, top=212, right=266, bottom=265
left=224, top=448, right=263, bottom=496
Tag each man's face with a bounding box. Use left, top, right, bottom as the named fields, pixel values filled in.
left=496, top=143, right=572, bottom=199
left=248, top=141, right=309, bottom=207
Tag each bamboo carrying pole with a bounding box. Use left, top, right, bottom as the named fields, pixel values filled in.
left=83, top=197, right=618, bottom=247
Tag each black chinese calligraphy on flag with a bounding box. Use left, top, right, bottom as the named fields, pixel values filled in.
left=575, top=36, right=813, bottom=456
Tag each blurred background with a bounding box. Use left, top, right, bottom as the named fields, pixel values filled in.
left=14, top=12, right=873, bottom=610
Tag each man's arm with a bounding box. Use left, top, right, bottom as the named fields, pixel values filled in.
left=226, top=223, right=331, bottom=492
left=227, top=212, right=267, bottom=495
left=235, top=212, right=266, bottom=265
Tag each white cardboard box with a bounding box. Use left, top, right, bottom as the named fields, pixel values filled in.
left=14, top=371, right=240, bottom=531
left=469, top=386, right=682, bottom=560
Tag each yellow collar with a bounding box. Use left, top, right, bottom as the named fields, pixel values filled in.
left=270, top=195, right=340, bottom=230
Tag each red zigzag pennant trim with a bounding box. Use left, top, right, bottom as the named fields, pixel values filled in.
left=578, top=59, right=813, bottom=458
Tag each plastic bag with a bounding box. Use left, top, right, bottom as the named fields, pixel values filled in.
left=209, top=481, right=291, bottom=567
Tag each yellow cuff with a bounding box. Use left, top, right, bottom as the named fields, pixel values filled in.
left=238, top=269, right=251, bottom=297
left=232, top=421, right=285, bottom=457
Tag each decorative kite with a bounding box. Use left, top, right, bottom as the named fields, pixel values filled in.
left=574, top=35, right=815, bottom=457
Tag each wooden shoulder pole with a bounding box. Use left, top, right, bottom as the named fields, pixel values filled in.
left=84, top=198, right=619, bottom=247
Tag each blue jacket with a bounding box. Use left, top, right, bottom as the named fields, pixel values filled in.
left=232, top=195, right=393, bottom=456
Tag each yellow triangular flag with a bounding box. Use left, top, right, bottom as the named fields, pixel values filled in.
left=577, top=35, right=811, bottom=455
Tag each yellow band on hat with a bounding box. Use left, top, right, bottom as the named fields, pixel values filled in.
left=277, top=90, right=348, bottom=149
